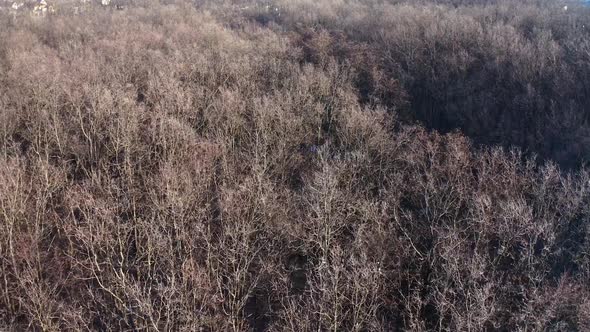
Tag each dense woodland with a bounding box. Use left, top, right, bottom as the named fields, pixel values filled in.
left=1, top=0, right=590, bottom=330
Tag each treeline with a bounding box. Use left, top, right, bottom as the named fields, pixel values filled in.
left=1, top=0, right=590, bottom=331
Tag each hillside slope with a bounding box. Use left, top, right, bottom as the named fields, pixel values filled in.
left=1, top=1, right=590, bottom=330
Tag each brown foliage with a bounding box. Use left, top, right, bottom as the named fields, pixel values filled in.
left=1, top=1, right=590, bottom=331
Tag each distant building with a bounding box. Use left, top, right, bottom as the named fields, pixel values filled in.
left=32, top=0, right=55, bottom=16
left=11, top=2, right=23, bottom=10
left=562, top=0, right=590, bottom=10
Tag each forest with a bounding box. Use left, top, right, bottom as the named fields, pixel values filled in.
left=1, top=0, right=590, bottom=330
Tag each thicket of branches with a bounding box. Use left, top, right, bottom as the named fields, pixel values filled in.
left=243, top=0, right=590, bottom=168
left=1, top=0, right=590, bottom=330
